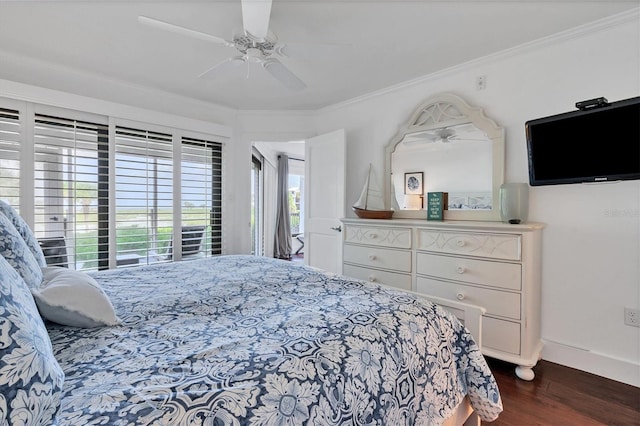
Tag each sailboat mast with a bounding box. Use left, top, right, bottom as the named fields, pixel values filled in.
left=364, top=164, right=372, bottom=209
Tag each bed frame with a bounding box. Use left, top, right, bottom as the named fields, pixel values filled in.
left=444, top=396, right=480, bottom=426
left=426, top=295, right=486, bottom=426
left=423, top=294, right=486, bottom=348
left=379, top=285, right=488, bottom=426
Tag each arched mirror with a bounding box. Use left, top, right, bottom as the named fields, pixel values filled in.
left=385, top=93, right=504, bottom=221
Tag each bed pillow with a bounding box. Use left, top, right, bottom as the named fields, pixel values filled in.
left=0, top=200, right=47, bottom=267
left=0, top=212, right=43, bottom=289
left=32, top=267, right=120, bottom=328
left=0, top=255, right=65, bottom=426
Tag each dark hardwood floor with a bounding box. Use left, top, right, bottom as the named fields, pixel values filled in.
left=484, top=358, right=640, bottom=425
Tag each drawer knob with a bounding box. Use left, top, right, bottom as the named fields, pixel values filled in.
left=368, top=275, right=377, bottom=282
left=456, top=266, right=465, bottom=274
left=456, top=292, right=465, bottom=301
left=456, top=239, right=465, bottom=247
left=368, top=254, right=377, bottom=261
left=370, top=233, right=378, bottom=239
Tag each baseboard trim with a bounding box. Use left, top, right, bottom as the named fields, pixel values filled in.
left=542, top=340, right=640, bottom=387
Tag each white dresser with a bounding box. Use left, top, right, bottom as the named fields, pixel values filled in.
left=341, top=217, right=544, bottom=380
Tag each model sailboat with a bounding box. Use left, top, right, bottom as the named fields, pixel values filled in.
left=352, top=164, right=394, bottom=219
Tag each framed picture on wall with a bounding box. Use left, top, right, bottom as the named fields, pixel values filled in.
left=404, top=172, right=423, bottom=195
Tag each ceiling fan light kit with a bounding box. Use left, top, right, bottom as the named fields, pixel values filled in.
left=233, top=32, right=277, bottom=56
left=138, top=0, right=307, bottom=91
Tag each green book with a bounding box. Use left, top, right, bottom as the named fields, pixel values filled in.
left=427, top=192, right=448, bottom=221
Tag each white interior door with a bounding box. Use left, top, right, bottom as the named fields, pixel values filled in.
left=304, top=129, right=345, bottom=273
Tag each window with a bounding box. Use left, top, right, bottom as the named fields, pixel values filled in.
left=0, top=99, right=225, bottom=269
left=288, top=158, right=305, bottom=236
left=182, top=136, right=223, bottom=257
left=33, top=113, right=109, bottom=270
left=115, top=126, right=173, bottom=265
left=287, top=157, right=305, bottom=258
left=251, top=153, right=263, bottom=255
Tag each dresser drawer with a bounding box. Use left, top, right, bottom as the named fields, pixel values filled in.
left=416, top=252, right=521, bottom=291
left=343, top=264, right=412, bottom=291
left=483, top=317, right=521, bottom=355
left=344, top=225, right=412, bottom=249
left=344, top=244, right=411, bottom=273
left=417, top=230, right=521, bottom=261
left=416, top=277, right=521, bottom=320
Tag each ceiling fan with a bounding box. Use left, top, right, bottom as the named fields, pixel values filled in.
left=403, top=124, right=488, bottom=145
left=138, top=0, right=306, bottom=91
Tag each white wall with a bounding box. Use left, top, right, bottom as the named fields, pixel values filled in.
left=314, top=12, right=640, bottom=385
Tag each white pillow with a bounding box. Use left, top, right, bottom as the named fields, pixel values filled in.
left=32, top=267, right=120, bottom=328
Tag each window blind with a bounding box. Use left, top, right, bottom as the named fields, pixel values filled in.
left=1, top=98, right=225, bottom=269
left=115, top=126, right=173, bottom=266
left=33, top=114, right=109, bottom=270
left=182, top=137, right=223, bottom=256
left=0, top=107, right=21, bottom=209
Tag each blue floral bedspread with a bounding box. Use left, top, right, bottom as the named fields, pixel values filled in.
left=47, top=255, right=502, bottom=425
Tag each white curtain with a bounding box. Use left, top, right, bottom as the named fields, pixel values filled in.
left=273, top=154, right=291, bottom=259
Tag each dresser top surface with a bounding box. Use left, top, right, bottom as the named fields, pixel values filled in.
left=341, top=217, right=545, bottom=232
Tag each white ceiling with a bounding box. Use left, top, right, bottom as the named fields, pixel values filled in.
left=0, top=1, right=638, bottom=111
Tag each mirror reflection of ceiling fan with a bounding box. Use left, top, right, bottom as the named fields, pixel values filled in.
left=402, top=124, right=488, bottom=145
left=138, top=0, right=317, bottom=91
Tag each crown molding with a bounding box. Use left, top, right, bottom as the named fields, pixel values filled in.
left=319, top=7, right=640, bottom=114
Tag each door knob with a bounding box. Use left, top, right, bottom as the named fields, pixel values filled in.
left=330, top=226, right=342, bottom=232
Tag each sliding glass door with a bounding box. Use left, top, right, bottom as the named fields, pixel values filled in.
left=0, top=98, right=226, bottom=270
left=251, top=153, right=263, bottom=256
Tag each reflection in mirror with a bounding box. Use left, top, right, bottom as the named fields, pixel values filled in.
left=392, top=123, right=492, bottom=211
left=385, top=93, right=504, bottom=221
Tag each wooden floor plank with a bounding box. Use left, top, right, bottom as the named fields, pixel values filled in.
left=483, top=358, right=640, bottom=425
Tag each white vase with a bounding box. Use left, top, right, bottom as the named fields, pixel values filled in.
left=499, top=183, right=529, bottom=224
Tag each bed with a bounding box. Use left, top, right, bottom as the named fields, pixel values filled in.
left=1, top=203, right=501, bottom=425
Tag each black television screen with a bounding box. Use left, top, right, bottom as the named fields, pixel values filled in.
left=525, top=96, right=640, bottom=186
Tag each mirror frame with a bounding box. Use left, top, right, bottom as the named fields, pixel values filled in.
left=385, top=93, right=505, bottom=221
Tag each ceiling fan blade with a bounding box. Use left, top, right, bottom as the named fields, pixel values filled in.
left=448, top=137, right=490, bottom=142
left=262, top=58, right=306, bottom=91
left=241, top=0, right=272, bottom=40
left=402, top=131, right=439, bottom=145
left=198, top=56, right=246, bottom=80
left=138, top=16, right=233, bottom=47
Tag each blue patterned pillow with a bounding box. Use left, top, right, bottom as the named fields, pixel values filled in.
left=0, top=200, right=47, bottom=267
left=0, top=213, right=43, bottom=289
left=0, top=255, right=65, bottom=425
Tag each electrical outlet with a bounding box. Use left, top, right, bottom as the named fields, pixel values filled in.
left=624, top=308, right=640, bottom=327
left=476, top=75, right=487, bottom=90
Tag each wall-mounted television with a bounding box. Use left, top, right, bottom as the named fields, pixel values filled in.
left=525, top=96, right=640, bottom=186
